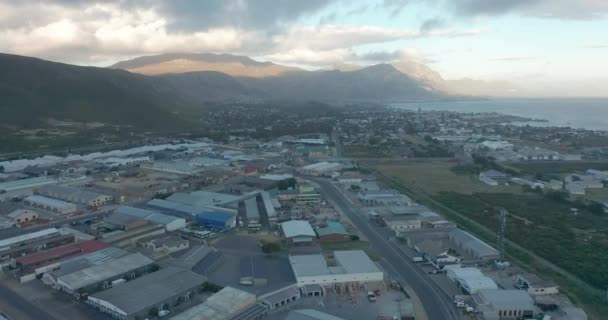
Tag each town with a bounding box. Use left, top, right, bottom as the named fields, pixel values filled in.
left=1, top=106, right=605, bottom=320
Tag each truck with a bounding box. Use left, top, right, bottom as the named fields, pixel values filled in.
left=412, top=256, right=425, bottom=263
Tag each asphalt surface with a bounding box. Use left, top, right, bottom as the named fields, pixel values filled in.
left=0, top=282, right=57, bottom=320
left=313, top=178, right=461, bottom=320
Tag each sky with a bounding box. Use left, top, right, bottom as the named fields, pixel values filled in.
left=1, top=0, right=607, bottom=96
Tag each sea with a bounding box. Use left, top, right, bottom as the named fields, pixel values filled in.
left=391, top=98, right=608, bottom=131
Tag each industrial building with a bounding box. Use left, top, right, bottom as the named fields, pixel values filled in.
left=260, top=285, right=302, bottom=311
left=142, top=160, right=200, bottom=175
left=298, top=162, right=342, bottom=176
left=114, top=206, right=186, bottom=231
left=0, top=176, right=58, bottom=197
left=87, top=267, right=207, bottom=320
left=167, top=191, right=242, bottom=209
left=357, top=190, right=406, bottom=206
left=36, top=185, right=113, bottom=207
left=146, top=198, right=204, bottom=218
left=472, top=289, right=535, bottom=320
left=515, top=273, right=559, bottom=296
left=7, top=209, right=39, bottom=223
left=54, top=252, right=154, bottom=296
left=448, top=229, right=500, bottom=262
left=316, top=222, right=350, bottom=242
left=289, top=250, right=383, bottom=286
left=286, top=309, right=345, bottom=320
left=140, top=236, right=190, bottom=255
left=383, top=216, right=422, bottom=235
left=445, top=266, right=498, bottom=294
left=197, top=211, right=236, bottom=230
left=280, top=220, right=316, bottom=245
left=104, top=213, right=149, bottom=231
left=0, top=228, right=73, bottom=261
left=170, top=286, right=261, bottom=320
left=23, top=195, right=78, bottom=214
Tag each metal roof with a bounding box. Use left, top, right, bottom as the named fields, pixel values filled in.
left=477, top=289, right=534, bottom=310
left=289, top=254, right=331, bottom=277
left=286, top=309, right=345, bottom=320
left=0, top=228, right=59, bottom=249
left=114, top=206, right=184, bottom=226
left=89, top=267, right=206, bottom=315
left=198, top=211, right=234, bottom=224
left=146, top=199, right=203, bottom=216
left=316, top=222, right=348, bottom=237
left=170, top=286, right=256, bottom=320
left=281, top=220, right=316, bottom=238
left=24, top=195, right=76, bottom=209
left=57, top=252, right=153, bottom=291
left=449, top=229, right=499, bottom=257
left=168, top=191, right=242, bottom=208
left=333, top=250, right=381, bottom=275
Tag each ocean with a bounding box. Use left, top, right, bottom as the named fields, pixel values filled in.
left=391, top=98, right=608, bottom=131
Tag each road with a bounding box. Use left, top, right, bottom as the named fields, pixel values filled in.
left=313, top=178, right=461, bottom=320
left=0, top=282, right=57, bottom=320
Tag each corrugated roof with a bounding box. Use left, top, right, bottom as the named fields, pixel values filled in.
left=198, top=211, right=234, bottom=224
left=334, top=250, right=381, bottom=275
left=16, top=240, right=109, bottom=266
left=25, top=195, right=76, bottom=209
left=0, top=228, right=59, bottom=249
left=316, top=222, right=348, bottom=237
left=287, top=309, right=345, bottom=320
left=477, top=289, right=534, bottom=310
left=90, top=267, right=206, bottom=315
left=281, top=220, right=316, bottom=238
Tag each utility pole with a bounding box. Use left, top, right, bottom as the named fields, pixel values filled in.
left=497, top=207, right=508, bottom=262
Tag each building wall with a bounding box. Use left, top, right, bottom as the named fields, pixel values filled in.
left=295, top=271, right=383, bottom=286
left=12, top=211, right=39, bottom=223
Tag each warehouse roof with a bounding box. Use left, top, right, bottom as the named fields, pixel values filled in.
left=449, top=229, right=499, bottom=257
left=49, top=247, right=131, bottom=278
left=146, top=199, right=203, bottom=216
left=105, top=212, right=146, bottom=227
left=16, top=240, right=109, bottom=267
left=281, top=220, right=316, bottom=238
left=289, top=254, right=331, bottom=277
left=114, top=206, right=184, bottom=226
left=37, top=185, right=109, bottom=203
left=25, top=195, right=76, bottom=209
left=90, top=267, right=206, bottom=315
left=286, top=309, right=345, bottom=320
left=476, top=289, right=534, bottom=310
left=167, top=191, right=241, bottom=208
left=244, top=197, right=259, bottom=219
left=8, top=209, right=36, bottom=219
left=334, top=250, right=381, bottom=275
left=0, top=228, right=59, bottom=249
left=316, top=222, right=348, bottom=237
left=57, top=252, right=153, bottom=291
left=170, top=286, right=256, bottom=320
left=0, top=176, right=57, bottom=192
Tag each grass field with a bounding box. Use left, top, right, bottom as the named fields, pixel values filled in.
left=376, top=163, right=522, bottom=195
left=320, top=240, right=369, bottom=250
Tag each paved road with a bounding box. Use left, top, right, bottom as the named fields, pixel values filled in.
left=0, top=282, right=57, bottom=320
left=313, top=178, right=461, bottom=320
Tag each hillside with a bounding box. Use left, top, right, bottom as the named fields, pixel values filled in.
left=0, top=53, right=192, bottom=129
left=111, top=53, right=299, bottom=78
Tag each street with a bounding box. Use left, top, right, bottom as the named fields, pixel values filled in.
left=313, top=178, right=461, bottom=320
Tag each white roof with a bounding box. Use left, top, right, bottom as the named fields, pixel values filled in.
left=0, top=228, right=58, bottom=249
left=289, top=250, right=381, bottom=279
left=281, top=220, right=316, bottom=238
left=334, top=250, right=382, bottom=274
left=25, top=195, right=76, bottom=209
left=8, top=209, right=36, bottom=219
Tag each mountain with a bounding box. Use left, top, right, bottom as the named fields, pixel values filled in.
left=162, top=71, right=266, bottom=102
left=446, top=78, right=523, bottom=97
left=111, top=53, right=299, bottom=78
left=0, top=53, right=190, bottom=129
left=235, top=64, right=445, bottom=101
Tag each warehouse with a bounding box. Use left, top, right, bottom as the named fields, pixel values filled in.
left=146, top=198, right=204, bottom=218
left=445, top=266, right=498, bottom=294
left=448, top=229, right=500, bottom=262
left=289, top=250, right=383, bottom=286
left=36, top=185, right=113, bottom=207
left=14, top=240, right=109, bottom=271
left=280, top=220, right=316, bottom=245
left=473, top=289, right=535, bottom=320
left=357, top=190, right=406, bottom=206
left=297, top=162, right=342, bottom=176
left=23, top=195, right=77, bottom=214
left=114, top=206, right=186, bottom=231
left=104, top=213, right=149, bottom=231
left=383, top=216, right=422, bottom=235
left=316, top=222, right=350, bottom=242
left=0, top=176, right=57, bottom=193
left=55, top=252, right=154, bottom=296
left=7, top=209, right=39, bottom=224
left=87, top=267, right=207, bottom=320
left=170, top=286, right=259, bottom=320
left=515, top=273, right=559, bottom=296
left=0, top=228, right=60, bottom=252
left=197, top=211, right=236, bottom=230
left=286, top=309, right=345, bottom=320
left=167, top=191, right=242, bottom=209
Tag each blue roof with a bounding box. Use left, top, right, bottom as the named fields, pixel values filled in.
left=316, top=221, right=348, bottom=236
left=198, top=211, right=234, bottom=224
left=146, top=198, right=203, bottom=216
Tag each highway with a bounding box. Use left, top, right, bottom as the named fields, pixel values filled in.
left=313, top=178, right=461, bottom=320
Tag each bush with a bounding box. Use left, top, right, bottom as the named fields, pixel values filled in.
left=261, top=241, right=282, bottom=253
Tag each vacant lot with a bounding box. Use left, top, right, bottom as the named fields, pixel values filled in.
left=343, top=145, right=390, bottom=158
left=375, top=163, right=522, bottom=195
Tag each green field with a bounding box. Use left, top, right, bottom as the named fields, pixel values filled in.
left=509, top=161, right=608, bottom=174
left=376, top=163, right=522, bottom=195
left=320, top=240, right=369, bottom=250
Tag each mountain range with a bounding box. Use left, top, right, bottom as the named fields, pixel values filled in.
left=0, top=51, right=516, bottom=129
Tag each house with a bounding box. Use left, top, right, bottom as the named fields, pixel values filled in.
left=511, top=178, right=545, bottom=190
left=280, top=220, right=317, bottom=245
left=8, top=209, right=39, bottom=224
left=316, top=222, right=350, bottom=242
left=515, top=273, right=559, bottom=296
left=480, top=169, right=509, bottom=180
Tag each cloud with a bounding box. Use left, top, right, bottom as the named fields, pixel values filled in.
left=490, top=56, right=537, bottom=62
left=356, top=48, right=434, bottom=64
left=585, top=44, right=608, bottom=49
left=420, top=17, right=445, bottom=32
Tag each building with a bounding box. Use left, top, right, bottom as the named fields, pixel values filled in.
left=166, top=191, right=242, bottom=209
left=448, top=229, right=500, bottom=262
left=196, top=211, right=236, bottom=230
left=142, top=160, right=200, bottom=175
left=515, top=273, right=559, bottom=296
left=55, top=252, right=154, bottom=296
left=281, top=220, right=317, bottom=245
left=7, top=209, right=39, bottom=224
left=260, top=285, right=302, bottom=311
left=169, top=286, right=260, bottom=320
left=479, top=174, right=498, bottom=186
left=480, top=140, right=513, bottom=150
left=289, top=250, right=383, bottom=286
left=0, top=228, right=60, bottom=253
left=473, top=289, right=535, bottom=320
left=316, top=222, right=350, bottom=242
left=140, top=236, right=190, bottom=254
left=36, top=185, right=113, bottom=207
left=295, top=192, right=321, bottom=205
left=384, top=216, right=422, bottom=235
left=566, top=182, right=586, bottom=195
left=298, top=162, right=341, bottom=176
left=104, top=213, right=149, bottom=231
left=357, top=190, right=406, bottom=206
left=87, top=267, right=207, bottom=320
left=516, top=147, right=560, bottom=161
left=0, top=176, right=57, bottom=193
left=286, top=309, right=345, bottom=320
left=511, top=178, right=545, bottom=190
left=445, top=266, right=498, bottom=294
left=546, top=179, right=564, bottom=190
left=13, top=240, right=109, bottom=271
left=23, top=195, right=78, bottom=214
left=114, top=206, right=186, bottom=232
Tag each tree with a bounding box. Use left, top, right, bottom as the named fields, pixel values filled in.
left=148, top=307, right=159, bottom=317
left=261, top=241, right=282, bottom=253
left=588, top=203, right=606, bottom=216
left=349, top=184, right=361, bottom=191
left=277, top=177, right=297, bottom=190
